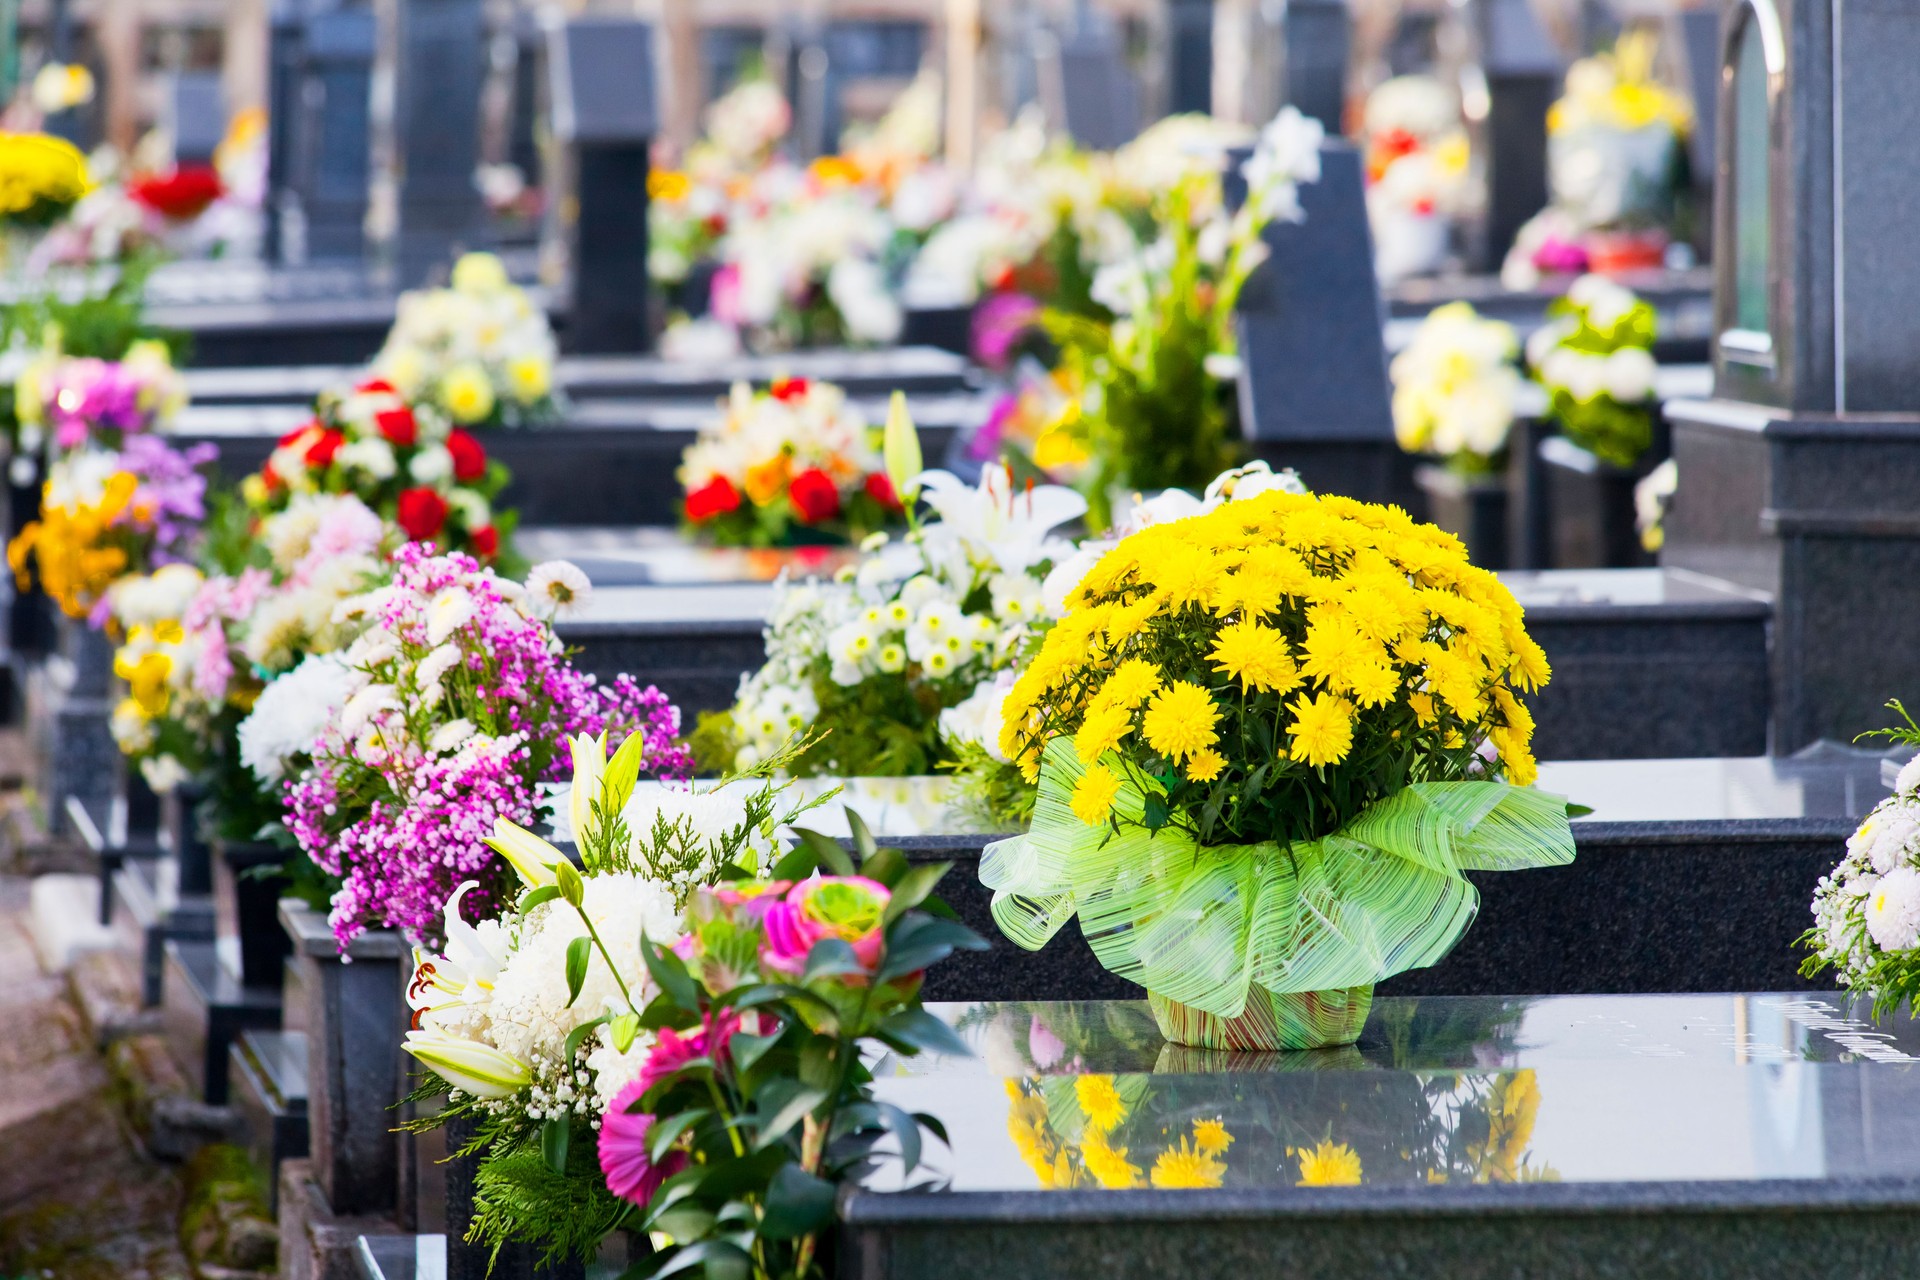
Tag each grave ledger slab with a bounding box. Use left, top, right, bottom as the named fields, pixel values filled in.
left=843, top=993, right=1920, bottom=1280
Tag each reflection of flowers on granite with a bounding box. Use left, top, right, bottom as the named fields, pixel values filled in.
left=1294, top=1140, right=1363, bottom=1186
left=1006, top=1077, right=1234, bottom=1192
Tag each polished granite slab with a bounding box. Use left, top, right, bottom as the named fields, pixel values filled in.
left=841, top=993, right=1920, bottom=1279
left=180, top=345, right=973, bottom=406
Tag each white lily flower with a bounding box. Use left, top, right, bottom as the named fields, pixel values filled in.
left=403, top=1028, right=532, bottom=1099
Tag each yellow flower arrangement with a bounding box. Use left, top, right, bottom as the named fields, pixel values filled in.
left=1547, top=33, right=1693, bottom=138
left=981, top=487, right=1576, bottom=1051
left=0, top=131, right=89, bottom=226
left=7, top=469, right=137, bottom=618
left=1000, top=488, right=1547, bottom=847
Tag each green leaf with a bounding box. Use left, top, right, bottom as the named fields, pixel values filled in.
left=876, top=1100, right=924, bottom=1174
left=519, top=884, right=561, bottom=911
left=642, top=934, right=701, bottom=1012
left=876, top=1008, right=972, bottom=1059
left=803, top=938, right=866, bottom=982
left=1566, top=802, right=1594, bottom=818
left=797, top=1037, right=838, bottom=1090
left=610, top=1012, right=641, bottom=1053
left=541, top=1114, right=570, bottom=1175
left=846, top=807, right=879, bottom=865
left=728, top=1029, right=782, bottom=1074
left=769, top=843, right=820, bottom=883
left=878, top=915, right=988, bottom=982
left=648, top=1107, right=711, bottom=1161
left=759, top=1164, right=837, bottom=1239
left=860, top=846, right=909, bottom=890
left=652, top=1240, right=753, bottom=1280
left=788, top=826, right=856, bottom=876
left=754, top=1082, right=828, bottom=1149
left=563, top=1015, right=609, bottom=1063
left=881, top=862, right=949, bottom=925
left=555, top=858, right=585, bottom=907
left=1142, top=792, right=1171, bottom=831
left=651, top=1203, right=715, bottom=1242
left=565, top=935, right=592, bottom=1007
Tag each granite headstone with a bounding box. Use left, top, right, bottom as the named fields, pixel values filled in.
left=544, top=17, right=657, bottom=355
left=1475, top=0, right=1563, bottom=270
left=383, top=0, right=486, bottom=284
left=1232, top=142, right=1404, bottom=506
left=169, top=71, right=227, bottom=168
left=1664, top=0, right=1920, bottom=749
left=1279, top=0, right=1352, bottom=135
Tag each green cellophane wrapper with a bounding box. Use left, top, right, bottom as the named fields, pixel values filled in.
left=981, top=739, right=1576, bottom=1051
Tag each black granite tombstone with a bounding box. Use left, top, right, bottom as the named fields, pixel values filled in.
left=1232, top=143, right=1405, bottom=507
left=1054, top=27, right=1142, bottom=151
left=1663, top=0, right=1920, bottom=751
left=544, top=18, right=656, bottom=355
left=1475, top=0, right=1563, bottom=270
left=290, top=4, right=377, bottom=261
left=384, top=0, right=486, bottom=284
left=1165, top=0, right=1214, bottom=116
left=1278, top=0, right=1351, bottom=135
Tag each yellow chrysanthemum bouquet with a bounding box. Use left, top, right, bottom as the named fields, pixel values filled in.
left=982, top=489, right=1574, bottom=1051
left=0, top=131, right=89, bottom=228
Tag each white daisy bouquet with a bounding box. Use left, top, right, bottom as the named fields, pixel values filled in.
left=678, top=377, right=900, bottom=548
left=1525, top=274, right=1659, bottom=468
left=1391, top=302, right=1522, bottom=473
left=695, top=416, right=1087, bottom=784
left=372, top=252, right=560, bottom=429
left=1803, top=707, right=1920, bottom=1015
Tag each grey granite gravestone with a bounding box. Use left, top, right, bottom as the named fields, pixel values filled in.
left=1475, top=0, right=1563, bottom=269
left=1663, top=0, right=1920, bottom=751
left=1278, top=0, right=1351, bottom=135
left=1232, top=143, right=1404, bottom=507
left=169, top=72, right=227, bottom=167
left=1055, top=28, right=1141, bottom=151
left=821, top=20, right=926, bottom=149
left=1678, top=6, right=1720, bottom=224
left=545, top=18, right=656, bottom=355
left=384, top=0, right=486, bottom=285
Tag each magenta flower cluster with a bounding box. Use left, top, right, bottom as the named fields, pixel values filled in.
left=42, top=356, right=179, bottom=450
left=287, top=543, right=693, bottom=947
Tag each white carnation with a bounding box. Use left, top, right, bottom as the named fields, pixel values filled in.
left=238, top=653, right=358, bottom=783
left=1866, top=866, right=1920, bottom=952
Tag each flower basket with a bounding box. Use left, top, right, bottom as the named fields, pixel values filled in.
left=982, top=486, right=1576, bottom=1052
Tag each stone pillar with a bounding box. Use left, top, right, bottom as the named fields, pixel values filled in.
left=1474, top=0, right=1564, bottom=271
left=1662, top=0, right=1920, bottom=750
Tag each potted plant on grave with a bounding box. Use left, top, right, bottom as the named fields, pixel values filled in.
left=400, top=736, right=984, bottom=1273
left=1526, top=274, right=1662, bottom=568
left=983, top=487, right=1576, bottom=1051
left=1391, top=302, right=1523, bottom=569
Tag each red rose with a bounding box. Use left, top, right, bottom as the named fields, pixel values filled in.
left=787, top=468, right=841, bottom=524
left=470, top=524, right=499, bottom=559
left=685, top=475, right=742, bottom=522
left=375, top=405, right=418, bottom=447
left=305, top=429, right=345, bottom=469
left=396, top=487, right=449, bottom=542
left=769, top=377, right=810, bottom=403
left=356, top=377, right=397, bottom=396
left=445, top=428, right=487, bottom=482
left=864, top=472, right=902, bottom=512
left=261, top=461, right=283, bottom=492
left=127, top=166, right=224, bottom=221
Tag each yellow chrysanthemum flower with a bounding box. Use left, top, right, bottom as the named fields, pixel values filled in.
left=1184, top=747, right=1226, bottom=783
left=1070, top=763, right=1122, bottom=827
left=1080, top=1131, right=1143, bottom=1189
left=1192, top=1118, right=1234, bottom=1157
left=1099, top=657, right=1164, bottom=710
left=506, top=355, right=551, bottom=404
left=1209, top=618, right=1300, bottom=694
left=1075, top=1074, right=1128, bottom=1133
left=440, top=362, right=497, bottom=424
left=1295, top=1140, right=1363, bottom=1186
left=1150, top=1138, right=1226, bottom=1189
left=1074, top=703, right=1132, bottom=764
left=1140, top=680, right=1219, bottom=764
left=1286, top=691, right=1355, bottom=767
